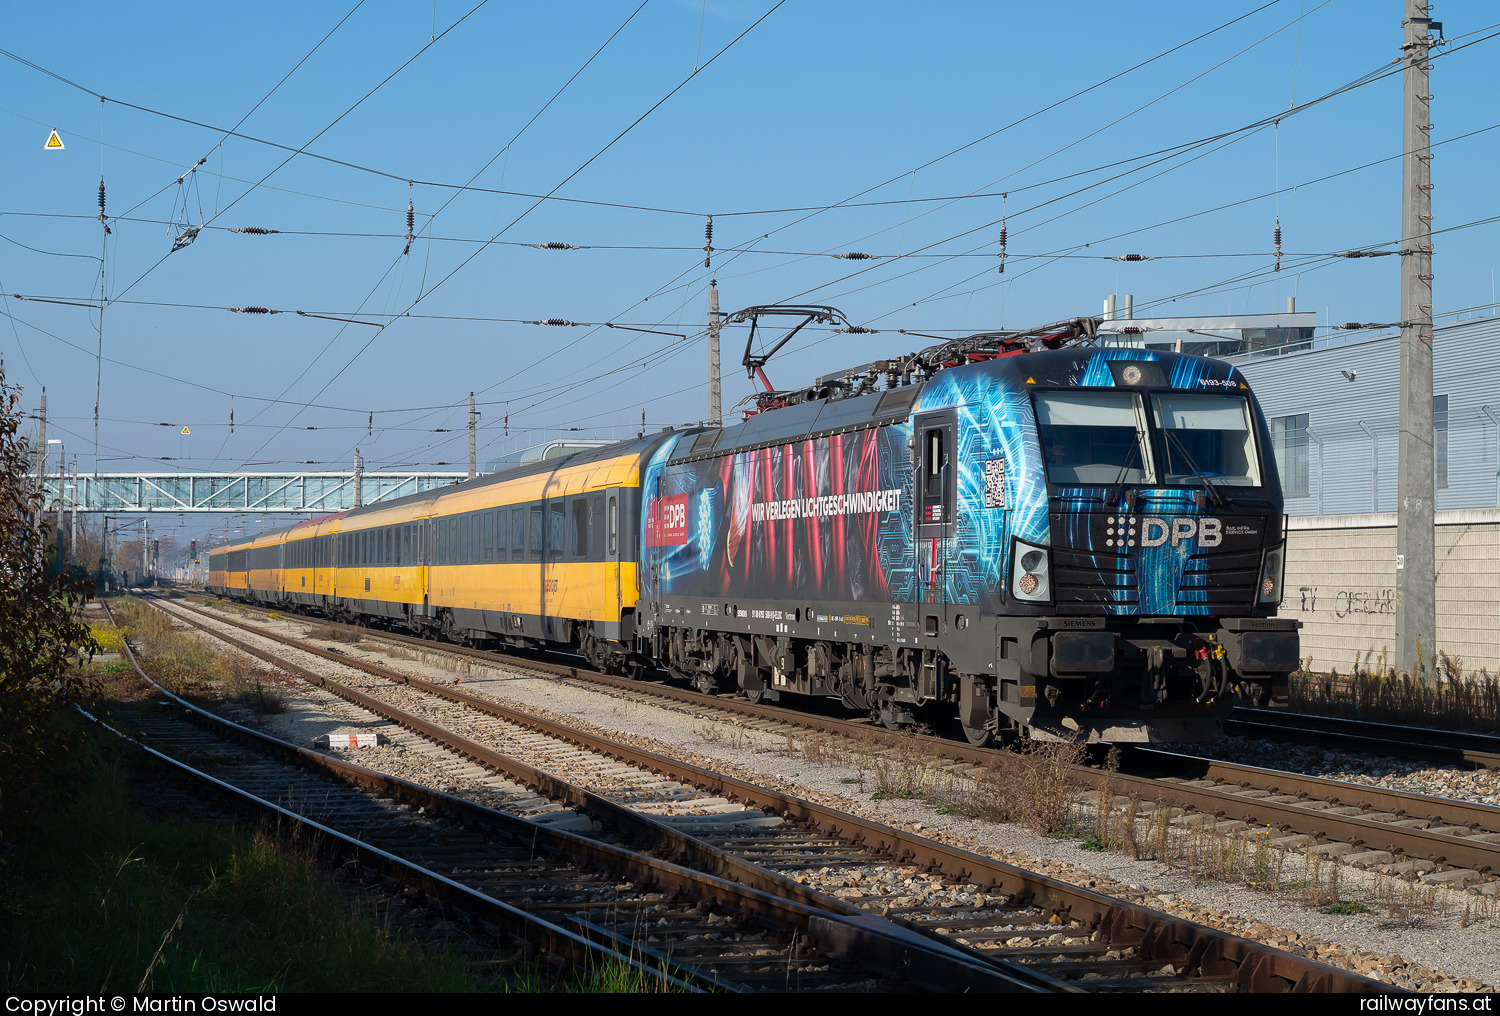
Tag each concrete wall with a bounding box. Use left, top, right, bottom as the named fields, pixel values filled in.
left=1284, top=509, right=1500, bottom=676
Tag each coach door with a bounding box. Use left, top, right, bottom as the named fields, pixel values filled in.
left=914, top=411, right=957, bottom=633
left=601, top=492, right=622, bottom=623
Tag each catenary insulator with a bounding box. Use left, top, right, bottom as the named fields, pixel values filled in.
left=98, top=179, right=106, bottom=217
left=837, top=252, right=877, bottom=260
left=536, top=242, right=579, bottom=250
left=231, top=227, right=278, bottom=235
left=542, top=318, right=573, bottom=327
left=232, top=306, right=272, bottom=314
left=1119, top=253, right=1147, bottom=262
left=704, top=215, right=713, bottom=269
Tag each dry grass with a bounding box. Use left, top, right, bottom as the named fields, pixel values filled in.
left=1289, top=650, right=1500, bottom=734
left=110, top=599, right=287, bottom=716
left=310, top=624, right=363, bottom=646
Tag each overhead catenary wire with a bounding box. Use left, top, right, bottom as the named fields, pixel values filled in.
left=233, top=1, right=787, bottom=469
left=11, top=11, right=1500, bottom=470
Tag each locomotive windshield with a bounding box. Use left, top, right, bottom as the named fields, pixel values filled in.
left=1035, top=391, right=1155, bottom=485
left=1149, top=393, right=1262, bottom=487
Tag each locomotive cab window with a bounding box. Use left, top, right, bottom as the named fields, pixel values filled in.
left=1150, top=393, right=1262, bottom=488
left=1035, top=391, right=1155, bottom=486
left=926, top=429, right=945, bottom=495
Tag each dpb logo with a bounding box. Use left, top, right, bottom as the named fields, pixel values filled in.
left=1140, top=516, right=1222, bottom=549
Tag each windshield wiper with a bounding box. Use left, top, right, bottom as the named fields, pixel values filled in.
left=1163, top=429, right=1225, bottom=510
left=1106, top=438, right=1143, bottom=507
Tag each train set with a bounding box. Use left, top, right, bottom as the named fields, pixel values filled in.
left=210, top=314, right=1299, bottom=745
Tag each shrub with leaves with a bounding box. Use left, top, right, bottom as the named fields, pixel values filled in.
left=0, top=367, right=97, bottom=861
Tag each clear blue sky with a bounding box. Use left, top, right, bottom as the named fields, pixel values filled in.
left=3, top=0, right=1496, bottom=513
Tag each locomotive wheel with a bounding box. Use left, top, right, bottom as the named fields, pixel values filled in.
left=693, top=672, right=720, bottom=696
left=874, top=696, right=907, bottom=730
left=959, top=719, right=993, bottom=747
left=743, top=685, right=765, bottom=705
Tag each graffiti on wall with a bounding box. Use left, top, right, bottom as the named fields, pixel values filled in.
left=1297, top=586, right=1397, bottom=619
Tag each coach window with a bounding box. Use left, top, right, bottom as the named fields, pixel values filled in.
left=608, top=496, right=618, bottom=557
left=591, top=496, right=604, bottom=558
left=471, top=513, right=482, bottom=562
left=512, top=507, right=525, bottom=558
left=529, top=506, right=544, bottom=559
left=458, top=517, right=468, bottom=564
left=449, top=517, right=460, bottom=563
left=550, top=503, right=566, bottom=559
left=572, top=499, right=589, bottom=558
left=436, top=521, right=445, bottom=564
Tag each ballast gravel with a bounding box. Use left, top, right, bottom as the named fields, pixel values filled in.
left=1162, top=735, right=1500, bottom=809
left=177, top=603, right=1500, bottom=991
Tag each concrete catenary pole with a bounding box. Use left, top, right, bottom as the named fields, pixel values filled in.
left=32, top=389, right=45, bottom=530
left=468, top=392, right=477, bottom=479
left=1396, top=1, right=1439, bottom=680
left=707, top=282, right=722, bottom=427
left=56, top=443, right=65, bottom=562
left=69, top=455, right=78, bottom=571
left=353, top=449, right=364, bottom=508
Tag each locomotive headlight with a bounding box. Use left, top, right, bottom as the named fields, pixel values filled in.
left=1258, top=544, right=1285, bottom=604
left=1011, top=539, right=1051, bottom=602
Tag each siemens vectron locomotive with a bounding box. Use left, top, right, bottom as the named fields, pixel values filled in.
left=211, top=315, right=1298, bottom=744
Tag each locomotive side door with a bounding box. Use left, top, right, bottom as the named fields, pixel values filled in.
left=913, top=410, right=958, bottom=635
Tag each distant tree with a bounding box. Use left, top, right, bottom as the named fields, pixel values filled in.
left=0, top=366, right=96, bottom=860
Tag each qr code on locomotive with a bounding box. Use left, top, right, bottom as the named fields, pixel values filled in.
left=984, top=457, right=1006, bottom=508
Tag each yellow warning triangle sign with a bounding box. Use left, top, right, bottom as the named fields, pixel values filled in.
left=44, top=129, right=64, bottom=150
left=181, top=427, right=191, bottom=435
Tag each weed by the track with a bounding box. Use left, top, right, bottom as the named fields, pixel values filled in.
left=311, top=623, right=364, bottom=646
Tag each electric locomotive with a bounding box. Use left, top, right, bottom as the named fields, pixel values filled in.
left=639, top=314, right=1297, bottom=744
left=208, top=312, right=1298, bottom=745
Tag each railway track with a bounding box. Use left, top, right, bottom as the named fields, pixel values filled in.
left=1226, top=708, right=1500, bottom=770
left=99, top=600, right=1057, bottom=993
left=137, top=593, right=1387, bottom=992
left=179, top=594, right=1500, bottom=899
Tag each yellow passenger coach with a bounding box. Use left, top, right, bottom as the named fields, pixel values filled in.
left=208, top=434, right=671, bottom=670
